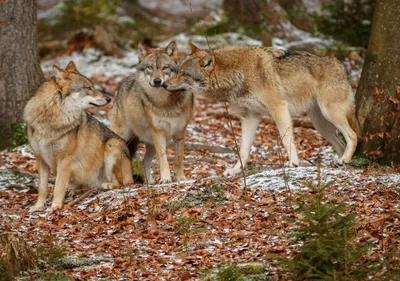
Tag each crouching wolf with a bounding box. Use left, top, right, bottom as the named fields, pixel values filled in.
left=110, top=41, right=193, bottom=184
left=163, top=43, right=359, bottom=176
left=24, top=61, right=133, bottom=212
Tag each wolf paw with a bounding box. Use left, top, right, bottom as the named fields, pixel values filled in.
left=223, top=167, right=241, bottom=177
left=159, top=177, right=172, bottom=184
left=284, top=161, right=299, bottom=168
left=29, top=204, right=46, bottom=212
left=175, top=175, right=187, bottom=183
left=101, top=183, right=118, bottom=190
left=336, top=158, right=350, bottom=166
left=46, top=203, right=62, bottom=212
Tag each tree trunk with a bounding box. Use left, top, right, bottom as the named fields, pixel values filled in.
left=0, top=0, right=44, bottom=149
left=356, top=0, right=400, bottom=164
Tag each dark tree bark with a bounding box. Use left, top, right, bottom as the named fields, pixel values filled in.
left=356, top=0, right=400, bottom=164
left=0, top=0, right=44, bottom=149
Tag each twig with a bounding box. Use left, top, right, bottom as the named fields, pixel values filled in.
left=195, top=12, right=248, bottom=191
left=223, top=102, right=247, bottom=191
left=69, top=189, right=97, bottom=206
left=185, top=142, right=234, bottom=154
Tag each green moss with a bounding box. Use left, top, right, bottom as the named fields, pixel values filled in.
left=36, top=235, right=67, bottom=270
left=202, top=263, right=269, bottom=281
left=167, top=179, right=227, bottom=210
left=348, top=157, right=372, bottom=168
left=60, top=255, right=112, bottom=269
left=0, top=258, right=13, bottom=281
left=33, top=271, right=73, bottom=281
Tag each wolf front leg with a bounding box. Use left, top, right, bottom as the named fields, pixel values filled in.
left=174, top=130, right=187, bottom=182
left=152, top=130, right=172, bottom=184
left=224, top=114, right=261, bottom=177
left=48, top=158, right=72, bottom=212
left=29, top=158, right=50, bottom=212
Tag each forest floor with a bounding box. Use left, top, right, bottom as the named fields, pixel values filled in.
left=0, top=50, right=399, bottom=280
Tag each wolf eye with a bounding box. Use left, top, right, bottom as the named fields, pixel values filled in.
left=146, top=66, right=153, bottom=70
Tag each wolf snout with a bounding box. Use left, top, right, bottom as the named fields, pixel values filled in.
left=153, top=78, right=162, bottom=87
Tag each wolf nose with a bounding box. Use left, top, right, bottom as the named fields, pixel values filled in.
left=105, top=97, right=111, bottom=103
left=153, top=78, right=162, bottom=86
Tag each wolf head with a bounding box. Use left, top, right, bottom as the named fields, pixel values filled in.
left=53, top=61, right=111, bottom=109
left=162, top=42, right=214, bottom=93
left=136, top=41, right=179, bottom=88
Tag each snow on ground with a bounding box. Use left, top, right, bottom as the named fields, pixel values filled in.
left=41, top=48, right=138, bottom=79
left=272, top=22, right=335, bottom=51
left=247, top=166, right=400, bottom=191
left=158, top=32, right=262, bottom=52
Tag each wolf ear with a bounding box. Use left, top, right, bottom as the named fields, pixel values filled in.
left=201, top=54, right=215, bottom=70
left=137, top=42, right=150, bottom=62
left=165, top=41, right=178, bottom=59
left=53, top=65, right=68, bottom=80
left=188, top=41, right=200, bottom=54
left=65, top=61, right=78, bottom=73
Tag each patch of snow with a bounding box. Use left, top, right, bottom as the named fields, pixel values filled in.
left=12, top=144, right=35, bottom=159
left=138, top=0, right=222, bottom=17
left=273, top=24, right=335, bottom=50
left=41, top=48, right=138, bottom=79
left=303, top=0, right=324, bottom=14
left=247, top=166, right=400, bottom=191
left=159, top=33, right=262, bottom=52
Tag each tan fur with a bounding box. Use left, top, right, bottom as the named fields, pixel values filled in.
left=24, top=61, right=133, bottom=212
left=110, top=42, right=193, bottom=184
left=164, top=44, right=358, bottom=176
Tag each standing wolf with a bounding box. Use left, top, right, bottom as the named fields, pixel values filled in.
left=163, top=43, right=358, bottom=176
left=111, top=41, right=193, bottom=184
left=24, top=61, right=133, bottom=212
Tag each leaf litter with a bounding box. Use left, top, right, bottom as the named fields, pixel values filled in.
left=0, top=52, right=399, bottom=280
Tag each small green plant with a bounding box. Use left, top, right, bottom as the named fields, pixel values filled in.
left=12, top=123, right=27, bottom=147
left=273, top=168, right=380, bottom=280
left=174, top=215, right=205, bottom=235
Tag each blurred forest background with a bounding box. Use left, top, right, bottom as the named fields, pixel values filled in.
left=36, top=0, right=374, bottom=57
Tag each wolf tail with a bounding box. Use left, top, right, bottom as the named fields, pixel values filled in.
left=126, top=135, right=144, bottom=183
left=347, top=104, right=362, bottom=139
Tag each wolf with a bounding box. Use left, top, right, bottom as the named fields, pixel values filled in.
left=24, top=61, right=133, bottom=212
left=163, top=43, right=359, bottom=176
left=110, top=41, right=193, bottom=184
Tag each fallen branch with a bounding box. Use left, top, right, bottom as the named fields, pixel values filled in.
left=185, top=142, right=234, bottom=154
left=206, top=110, right=314, bottom=129
left=69, top=189, right=97, bottom=206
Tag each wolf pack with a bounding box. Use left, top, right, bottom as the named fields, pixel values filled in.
left=24, top=41, right=359, bottom=212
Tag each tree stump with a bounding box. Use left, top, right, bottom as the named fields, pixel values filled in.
left=0, top=232, right=36, bottom=277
